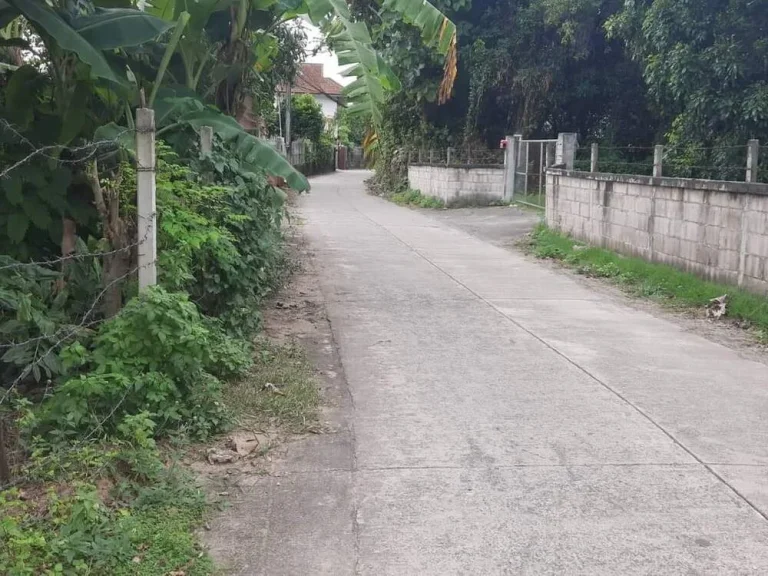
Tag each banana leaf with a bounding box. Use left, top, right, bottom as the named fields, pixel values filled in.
left=7, top=0, right=119, bottom=83
left=70, top=8, right=173, bottom=50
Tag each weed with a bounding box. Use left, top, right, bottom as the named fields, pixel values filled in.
left=527, top=224, right=768, bottom=338
left=390, top=189, right=445, bottom=209
left=226, top=340, right=319, bottom=433
left=0, top=440, right=213, bottom=575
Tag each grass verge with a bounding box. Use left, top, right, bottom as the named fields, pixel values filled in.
left=1, top=339, right=320, bottom=575
left=390, top=188, right=445, bottom=209
left=0, top=439, right=214, bottom=575
left=226, top=339, right=319, bottom=434
left=527, top=224, right=768, bottom=339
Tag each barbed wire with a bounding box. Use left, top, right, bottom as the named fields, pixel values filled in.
left=0, top=120, right=154, bottom=487
left=0, top=384, right=133, bottom=490
left=0, top=119, right=135, bottom=180
left=0, top=211, right=156, bottom=273
left=0, top=259, right=156, bottom=407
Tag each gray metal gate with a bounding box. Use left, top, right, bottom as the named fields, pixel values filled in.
left=508, top=137, right=557, bottom=209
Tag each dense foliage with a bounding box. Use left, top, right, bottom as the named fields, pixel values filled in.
left=285, top=94, right=326, bottom=143
left=369, top=0, right=768, bottom=188
left=0, top=0, right=459, bottom=571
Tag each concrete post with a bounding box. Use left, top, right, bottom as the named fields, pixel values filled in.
left=556, top=133, right=577, bottom=170
left=590, top=143, right=599, bottom=173
left=545, top=142, right=555, bottom=167
left=653, top=145, right=664, bottom=178
left=136, top=108, right=156, bottom=290
left=503, top=134, right=521, bottom=200
left=429, top=149, right=435, bottom=164
left=746, top=139, right=759, bottom=183
left=200, top=126, right=213, bottom=155
left=446, top=147, right=453, bottom=165
left=418, top=149, right=423, bottom=163
left=285, top=84, right=292, bottom=147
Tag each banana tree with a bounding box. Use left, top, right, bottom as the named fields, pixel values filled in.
left=146, top=0, right=457, bottom=152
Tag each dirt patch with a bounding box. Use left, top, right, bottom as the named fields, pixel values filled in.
left=197, top=214, right=352, bottom=570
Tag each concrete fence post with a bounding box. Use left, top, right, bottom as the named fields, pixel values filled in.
left=653, top=145, right=664, bottom=178
left=446, top=147, right=453, bottom=165
left=429, top=149, right=435, bottom=164
left=200, top=126, right=213, bottom=155
left=590, top=143, right=599, bottom=173
left=746, top=139, right=760, bottom=183
left=136, top=108, right=157, bottom=290
left=545, top=142, right=555, bottom=167
left=556, top=133, right=577, bottom=170
left=503, top=134, right=521, bottom=200
left=418, top=149, right=423, bottom=163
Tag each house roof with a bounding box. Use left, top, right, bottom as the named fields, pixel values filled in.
left=291, top=63, right=344, bottom=98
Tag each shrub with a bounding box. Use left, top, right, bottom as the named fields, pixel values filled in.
left=162, top=141, right=287, bottom=337
left=32, top=287, right=250, bottom=442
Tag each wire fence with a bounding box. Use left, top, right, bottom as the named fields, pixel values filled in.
left=407, top=146, right=505, bottom=166
left=574, top=142, right=764, bottom=183
left=0, top=116, right=158, bottom=486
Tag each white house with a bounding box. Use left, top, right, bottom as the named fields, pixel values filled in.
left=290, top=63, right=344, bottom=119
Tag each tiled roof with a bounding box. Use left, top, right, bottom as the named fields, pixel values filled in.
left=291, top=63, right=344, bottom=97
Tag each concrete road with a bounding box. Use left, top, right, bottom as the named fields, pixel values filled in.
left=220, top=171, right=768, bottom=575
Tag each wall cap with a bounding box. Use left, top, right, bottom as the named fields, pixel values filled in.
left=409, top=163, right=504, bottom=170
left=547, top=168, right=768, bottom=197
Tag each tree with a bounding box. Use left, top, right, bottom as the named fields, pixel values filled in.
left=335, top=105, right=371, bottom=146
left=606, top=0, right=768, bottom=150
left=287, top=94, right=325, bottom=143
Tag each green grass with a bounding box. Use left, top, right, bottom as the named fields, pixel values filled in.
left=390, top=188, right=445, bottom=209
left=0, top=442, right=215, bottom=576
left=527, top=224, right=768, bottom=338
left=1, top=339, right=321, bottom=576
left=115, top=493, right=214, bottom=576
left=226, top=340, right=319, bottom=433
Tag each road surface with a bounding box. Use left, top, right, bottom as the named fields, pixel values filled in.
left=215, top=171, right=768, bottom=575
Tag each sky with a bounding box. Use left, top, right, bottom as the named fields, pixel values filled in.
left=302, top=21, right=353, bottom=87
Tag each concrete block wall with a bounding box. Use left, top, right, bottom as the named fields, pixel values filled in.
left=408, top=164, right=505, bottom=205
left=546, top=171, right=768, bottom=293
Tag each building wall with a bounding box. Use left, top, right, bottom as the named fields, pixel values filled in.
left=408, top=164, right=505, bottom=206
left=546, top=170, right=768, bottom=293
left=314, top=94, right=338, bottom=119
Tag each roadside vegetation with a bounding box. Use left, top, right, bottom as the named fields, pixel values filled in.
left=0, top=0, right=459, bottom=573
left=390, top=189, right=445, bottom=209
left=527, top=225, right=768, bottom=340
left=227, top=340, right=319, bottom=435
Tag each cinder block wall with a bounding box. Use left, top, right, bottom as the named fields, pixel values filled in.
left=408, top=164, right=505, bottom=205
left=546, top=170, right=768, bottom=293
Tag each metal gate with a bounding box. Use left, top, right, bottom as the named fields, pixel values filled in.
left=512, top=138, right=557, bottom=209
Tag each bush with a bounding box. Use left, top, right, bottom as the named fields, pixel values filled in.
left=390, top=189, right=444, bottom=208
left=284, top=94, right=325, bottom=142
left=169, top=141, right=287, bottom=337
left=31, top=287, right=250, bottom=443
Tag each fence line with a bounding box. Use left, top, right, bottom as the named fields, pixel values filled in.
left=0, top=109, right=162, bottom=485
left=576, top=140, right=766, bottom=183
left=407, top=146, right=505, bottom=166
